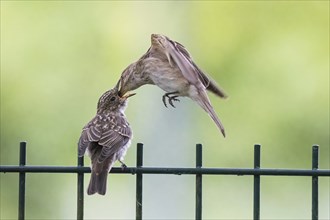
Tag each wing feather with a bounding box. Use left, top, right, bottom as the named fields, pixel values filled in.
left=164, top=36, right=228, bottom=98
left=78, top=116, right=102, bottom=157
left=164, top=38, right=202, bottom=87
left=98, top=129, right=130, bottom=163
left=78, top=112, right=132, bottom=162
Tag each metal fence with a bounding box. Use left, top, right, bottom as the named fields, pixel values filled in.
left=1, top=142, right=330, bottom=220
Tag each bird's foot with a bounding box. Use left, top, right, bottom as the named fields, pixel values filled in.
left=162, top=92, right=180, bottom=108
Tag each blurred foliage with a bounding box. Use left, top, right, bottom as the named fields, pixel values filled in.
left=1, top=1, right=329, bottom=219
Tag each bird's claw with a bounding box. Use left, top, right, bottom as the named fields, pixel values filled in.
left=162, top=92, right=180, bottom=108
left=162, top=95, right=168, bottom=108
left=168, top=96, right=180, bottom=108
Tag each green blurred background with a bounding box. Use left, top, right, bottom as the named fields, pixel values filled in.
left=1, top=1, right=329, bottom=219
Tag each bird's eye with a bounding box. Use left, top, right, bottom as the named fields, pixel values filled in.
left=110, top=96, right=116, bottom=102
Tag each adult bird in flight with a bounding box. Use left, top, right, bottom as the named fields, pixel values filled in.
left=119, top=34, right=228, bottom=137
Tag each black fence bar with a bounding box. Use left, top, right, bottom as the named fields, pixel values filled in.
left=1, top=166, right=330, bottom=176
left=253, top=144, right=261, bottom=220
left=136, top=143, right=143, bottom=220
left=77, top=156, right=84, bottom=220
left=1, top=142, right=330, bottom=220
left=18, top=142, right=26, bottom=220
left=195, top=144, right=202, bottom=220
left=312, top=145, right=319, bottom=220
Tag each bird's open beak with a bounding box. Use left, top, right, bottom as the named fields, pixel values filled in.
left=122, top=92, right=136, bottom=99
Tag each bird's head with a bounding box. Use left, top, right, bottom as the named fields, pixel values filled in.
left=97, top=81, right=135, bottom=113
left=118, top=64, right=134, bottom=97
left=118, top=62, right=149, bottom=97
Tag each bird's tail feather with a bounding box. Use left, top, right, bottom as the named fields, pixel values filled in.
left=87, top=169, right=109, bottom=195
left=193, top=91, right=226, bottom=137
left=88, top=147, right=117, bottom=195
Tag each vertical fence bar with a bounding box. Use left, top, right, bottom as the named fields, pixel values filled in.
left=253, top=144, right=261, bottom=220
left=18, top=142, right=27, bottom=220
left=195, top=144, right=203, bottom=220
left=77, top=156, right=84, bottom=220
left=136, top=143, right=143, bottom=220
left=312, top=145, right=319, bottom=220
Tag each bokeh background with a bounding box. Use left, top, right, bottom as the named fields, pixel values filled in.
left=1, top=1, right=329, bottom=219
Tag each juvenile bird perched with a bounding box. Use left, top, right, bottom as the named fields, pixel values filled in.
left=78, top=82, right=135, bottom=195
left=119, top=34, right=228, bottom=137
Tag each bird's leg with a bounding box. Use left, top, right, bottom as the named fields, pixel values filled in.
left=119, top=160, right=127, bottom=170
left=162, top=92, right=180, bottom=108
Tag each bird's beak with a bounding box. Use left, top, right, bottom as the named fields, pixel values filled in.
left=121, top=92, right=136, bottom=99
left=115, top=79, right=121, bottom=93
left=115, top=78, right=125, bottom=97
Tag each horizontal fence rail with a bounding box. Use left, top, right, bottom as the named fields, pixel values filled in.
left=0, top=142, right=329, bottom=220
left=2, top=166, right=330, bottom=176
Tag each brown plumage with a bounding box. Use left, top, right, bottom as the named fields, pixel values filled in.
left=78, top=83, right=134, bottom=195
left=119, top=34, right=227, bottom=137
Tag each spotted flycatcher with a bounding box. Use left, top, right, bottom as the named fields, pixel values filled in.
left=78, top=82, right=135, bottom=195
left=119, top=34, right=227, bottom=137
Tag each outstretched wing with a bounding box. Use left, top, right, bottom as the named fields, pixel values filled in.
left=173, top=40, right=228, bottom=98
left=156, top=34, right=227, bottom=98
